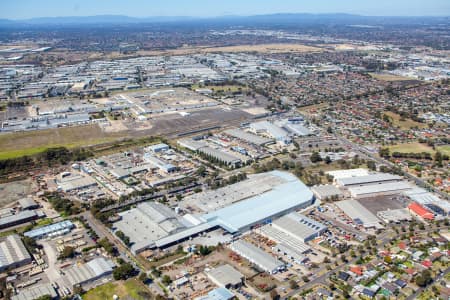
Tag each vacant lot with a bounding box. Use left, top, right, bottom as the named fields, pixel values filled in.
left=82, top=279, right=152, bottom=300
left=370, top=73, right=414, bottom=82
left=297, top=103, right=329, bottom=115
left=0, top=178, right=34, bottom=207
left=0, top=125, right=122, bottom=160
left=384, top=111, right=427, bottom=130
left=388, top=142, right=434, bottom=154
left=107, top=43, right=322, bottom=58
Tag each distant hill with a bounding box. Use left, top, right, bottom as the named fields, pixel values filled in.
left=1, top=13, right=448, bottom=27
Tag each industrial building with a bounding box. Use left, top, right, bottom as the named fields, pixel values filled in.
left=0, top=234, right=32, bottom=272
left=377, top=209, right=413, bottom=223
left=0, top=210, right=43, bottom=229
left=143, top=153, right=177, bottom=173
left=326, top=168, right=370, bottom=180
left=405, top=189, right=450, bottom=216
left=270, top=212, right=327, bottom=243
left=199, top=171, right=314, bottom=234
left=148, top=143, right=170, bottom=153
left=119, top=171, right=314, bottom=253
left=63, top=257, right=115, bottom=288
left=311, top=184, right=343, bottom=201
left=223, top=128, right=274, bottom=146
left=249, top=121, right=291, bottom=144
left=57, top=176, right=98, bottom=192
left=408, top=202, right=434, bottom=221
left=348, top=182, right=412, bottom=198
left=335, top=200, right=383, bottom=229
left=113, top=202, right=186, bottom=254
left=18, top=198, right=39, bottom=210
left=195, top=287, right=235, bottom=300
left=11, top=283, right=58, bottom=300
left=196, top=146, right=242, bottom=167
left=24, top=220, right=75, bottom=240
left=336, top=173, right=403, bottom=188
left=230, top=240, right=285, bottom=274
left=206, top=264, right=244, bottom=289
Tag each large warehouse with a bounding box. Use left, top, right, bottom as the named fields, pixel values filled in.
left=270, top=212, right=327, bottom=243
left=335, top=199, right=383, bottom=229
left=200, top=171, right=314, bottom=233
left=120, top=171, right=315, bottom=253
left=114, top=202, right=186, bottom=254
left=0, top=234, right=32, bottom=272
left=348, top=181, right=412, bottom=198
left=336, top=173, right=403, bottom=188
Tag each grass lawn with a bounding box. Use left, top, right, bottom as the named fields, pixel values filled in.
left=83, top=279, right=152, bottom=300
left=388, top=142, right=435, bottom=154
left=0, top=124, right=122, bottom=160
left=384, top=111, right=427, bottom=130
left=436, top=145, right=450, bottom=156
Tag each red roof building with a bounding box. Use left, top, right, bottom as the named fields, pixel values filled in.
left=349, top=266, right=363, bottom=276
left=408, top=202, right=434, bottom=220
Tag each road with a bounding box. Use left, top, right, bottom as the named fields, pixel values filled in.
left=405, top=267, right=450, bottom=300
left=283, top=224, right=448, bottom=299
left=335, top=135, right=449, bottom=201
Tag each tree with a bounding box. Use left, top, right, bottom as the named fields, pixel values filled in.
left=59, top=246, right=75, bottom=260
left=415, top=270, right=432, bottom=287
left=310, top=151, right=322, bottom=163
left=162, top=275, right=172, bottom=286
left=270, top=289, right=280, bottom=300
left=113, top=262, right=135, bottom=280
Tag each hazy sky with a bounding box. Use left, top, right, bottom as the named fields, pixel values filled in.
left=1, top=0, right=449, bottom=19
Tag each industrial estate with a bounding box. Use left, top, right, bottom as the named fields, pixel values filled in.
left=0, top=6, right=449, bottom=300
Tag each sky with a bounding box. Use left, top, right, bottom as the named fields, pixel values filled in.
left=1, top=0, right=449, bottom=19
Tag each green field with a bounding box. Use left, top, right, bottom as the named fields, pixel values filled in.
left=436, top=145, right=450, bottom=156
left=82, top=279, right=152, bottom=300
left=389, top=142, right=435, bottom=154
left=384, top=111, right=427, bottom=130
left=0, top=125, right=120, bottom=160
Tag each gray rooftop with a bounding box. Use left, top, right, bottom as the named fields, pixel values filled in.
left=224, top=128, right=273, bottom=146
left=230, top=240, right=285, bottom=273
left=207, top=264, right=244, bottom=287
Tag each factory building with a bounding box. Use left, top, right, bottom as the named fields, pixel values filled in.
left=144, top=153, right=178, bottom=173
left=270, top=212, right=327, bottom=243
left=0, top=210, right=43, bottom=229
left=230, top=240, right=285, bottom=274
left=11, top=283, right=58, bottom=300
left=326, top=168, right=370, bottom=180
left=348, top=182, right=412, bottom=198
left=206, top=264, right=244, bottom=289
left=117, top=171, right=315, bottom=253
left=147, top=143, right=170, bottom=153
left=223, top=128, right=274, bottom=146
left=335, top=173, right=403, bottom=188
left=195, top=287, right=235, bottom=300
left=63, top=257, right=115, bottom=288
left=335, top=200, right=383, bottom=229
left=57, top=176, right=98, bottom=192
left=113, top=202, right=186, bottom=254
left=0, top=234, right=32, bottom=272
left=249, top=121, right=291, bottom=144
left=311, top=184, right=343, bottom=201
left=18, top=198, right=39, bottom=210
left=408, top=202, right=434, bottom=221
left=24, top=220, right=75, bottom=240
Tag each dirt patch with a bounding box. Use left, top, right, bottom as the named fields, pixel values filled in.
left=0, top=179, right=35, bottom=207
